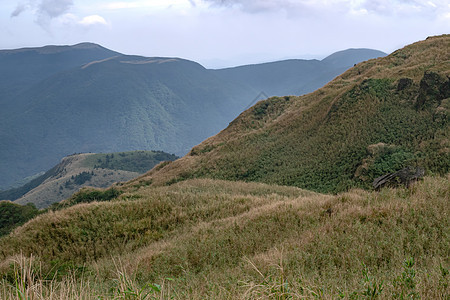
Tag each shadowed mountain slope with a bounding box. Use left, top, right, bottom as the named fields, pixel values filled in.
left=0, top=45, right=385, bottom=189
left=131, top=35, right=449, bottom=193
left=213, top=48, right=386, bottom=96
left=0, top=43, right=120, bottom=111
left=0, top=56, right=254, bottom=188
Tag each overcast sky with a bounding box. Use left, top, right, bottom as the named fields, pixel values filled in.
left=1, top=0, right=449, bottom=67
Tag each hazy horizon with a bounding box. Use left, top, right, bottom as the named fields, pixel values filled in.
left=1, top=0, right=448, bottom=68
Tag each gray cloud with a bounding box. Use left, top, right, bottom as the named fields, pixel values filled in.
left=11, top=0, right=73, bottom=20
left=200, top=0, right=303, bottom=13
left=11, top=3, right=27, bottom=17
left=199, top=0, right=445, bottom=17
left=39, top=0, right=73, bottom=18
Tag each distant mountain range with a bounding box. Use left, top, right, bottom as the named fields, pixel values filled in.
left=0, top=43, right=385, bottom=189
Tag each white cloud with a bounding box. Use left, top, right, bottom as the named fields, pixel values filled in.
left=79, top=15, right=108, bottom=26
left=427, top=1, right=437, bottom=8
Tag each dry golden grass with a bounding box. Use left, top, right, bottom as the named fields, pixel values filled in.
left=0, top=175, right=448, bottom=299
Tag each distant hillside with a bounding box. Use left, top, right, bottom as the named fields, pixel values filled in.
left=133, top=35, right=449, bottom=193
left=321, top=48, right=387, bottom=68
left=0, top=44, right=385, bottom=189
left=0, top=43, right=119, bottom=113
left=0, top=150, right=177, bottom=209
left=213, top=48, right=386, bottom=97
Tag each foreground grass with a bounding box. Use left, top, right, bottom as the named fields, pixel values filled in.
left=0, top=176, right=448, bottom=299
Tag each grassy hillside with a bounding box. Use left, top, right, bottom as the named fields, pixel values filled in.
left=0, top=38, right=446, bottom=298
left=0, top=151, right=176, bottom=238
left=0, top=151, right=177, bottom=209
left=0, top=176, right=448, bottom=298
left=136, top=35, right=449, bottom=194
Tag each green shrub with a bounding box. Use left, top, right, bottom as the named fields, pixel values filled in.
left=0, top=202, right=40, bottom=237
left=51, top=188, right=122, bottom=210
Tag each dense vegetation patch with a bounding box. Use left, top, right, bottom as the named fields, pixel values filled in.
left=83, top=151, right=178, bottom=173
left=0, top=202, right=39, bottom=237
left=50, top=187, right=122, bottom=210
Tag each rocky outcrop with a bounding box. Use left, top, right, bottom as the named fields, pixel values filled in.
left=416, top=71, right=450, bottom=110
left=373, top=166, right=425, bottom=190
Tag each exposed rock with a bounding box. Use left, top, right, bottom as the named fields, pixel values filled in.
left=373, top=166, right=425, bottom=190
left=416, top=71, right=449, bottom=109
left=397, top=78, right=413, bottom=91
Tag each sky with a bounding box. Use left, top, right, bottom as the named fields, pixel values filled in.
left=0, top=0, right=449, bottom=68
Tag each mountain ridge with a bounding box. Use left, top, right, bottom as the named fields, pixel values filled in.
left=0, top=42, right=111, bottom=54
left=0, top=44, right=387, bottom=189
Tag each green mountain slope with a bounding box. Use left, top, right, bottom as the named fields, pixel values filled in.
left=134, top=35, right=449, bottom=193
left=0, top=37, right=447, bottom=299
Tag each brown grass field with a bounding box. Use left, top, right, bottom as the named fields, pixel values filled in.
left=0, top=176, right=448, bottom=299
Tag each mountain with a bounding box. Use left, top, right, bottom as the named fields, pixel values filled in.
left=0, top=36, right=448, bottom=299
left=0, top=55, right=254, bottom=188
left=130, top=35, right=449, bottom=194
left=321, top=48, right=387, bottom=68
left=213, top=48, right=386, bottom=97
left=0, top=150, right=177, bottom=209
left=0, top=42, right=120, bottom=112
left=0, top=45, right=385, bottom=189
